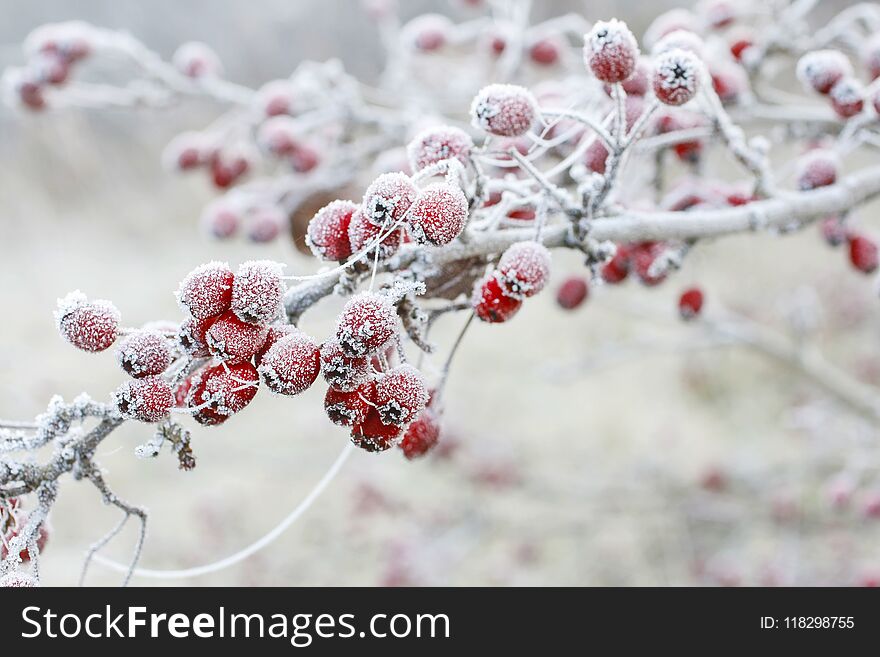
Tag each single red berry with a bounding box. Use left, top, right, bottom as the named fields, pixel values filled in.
left=55, top=291, right=120, bottom=352
left=163, top=131, right=209, bottom=171
left=820, top=216, right=848, bottom=247
left=862, top=490, right=880, bottom=519
left=231, top=260, right=286, bottom=325
left=210, top=150, right=250, bottom=189
left=584, top=139, right=610, bottom=174
left=404, top=14, right=452, bottom=51
left=325, top=381, right=376, bottom=426
left=399, top=409, right=441, bottom=459
left=17, top=78, right=46, bottom=111
left=255, top=80, right=295, bottom=117
left=472, top=274, right=522, bottom=323
left=257, top=115, right=299, bottom=156
left=407, top=182, right=469, bottom=246
left=351, top=409, right=403, bottom=452
left=584, top=19, right=639, bottom=83
left=307, top=200, right=357, bottom=262
left=321, top=338, right=373, bottom=392
left=556, top=276, right=589, bottom=310
left=362, top=172, right=418, bottom=228
left=32, top=52, right=70, bottom=86
left=335, top=292, right=399, bottom=357
left=529, top=38, right=560, bottom=66
left=729, top=37, right=754, bottom=63
left=600, top=245, right=631, bottom=284
left=178, top=315, right=216, bottom=358
left=796, top=150, right=838, bottom=191
left=829, top=77, right=865, bottom=119
left=290, top=143, right=320, bottom=173
left=603, top=58, right=651, bottom=97
left=470, top=84, right=538, bottom=137
left=507, top=207, right=537, bottom=221
left=678, top=287, right=704, bottom=319
left=631, top=241, right=668, bottom=286
left=374, top=364, right=429, bottom=426
left=114, top=375, right=175, bottom=423
left=245, top=205, right=286, bottom=243
left=116, top=330, right=172, bottom=378
left=497, top=241, right=552, bottom=299
left=489, top=33, right=506, bottom=57
left=848, top=234, right=879, bottom=274
left=656, top=111, right=706, bottom=164
left=176, top=261, right=234, bottom=319
left=200, top=201, right=239, bottom=239
left=797, top=50, right=852, bottom=95
left=653, top=48, right=700, bottom=106
left=206, top=309, right=269, bottom=361
left=186, top=361, right=259, bottom=426
left=347, top=209, right=404, bottom=259
left=258, top=332, right=321, bottom=396
left=172, top=41, right=223, bottom=78
left=406, top=125, right=474, bottom=172
left=254, top=324, right=301, bottom=367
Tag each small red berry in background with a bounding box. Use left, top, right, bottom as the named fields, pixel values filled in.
left=797, top=50, right=852, bottom=95
left=631, top=241, right=668, bottom=286
left=729, top=37, right=754, bottom=64
left=186, top=361, right=259, bottom=426
left=864, top=34, right=880, bottom=80
left=600, top=244, right=631, bottom=284
left=406, top=125, right=474, bottom=173
left=114, top=375, right=175, bottom=423
left=289, top=143, right=320, bottom=173
left=473, top=274, right=522, bottom=323
left=231, top=260, right=286, bottom=325
left=820, top=216, right=848, bottom=247
left=176, top=261, right=234, bottom=319
left=205, top=310, right=269, bottom=361
left=245, top=205, right=286, bottom=243
left=254, top=80, right=295, bottom=117
left=362, top=171, right=418, bottom=228
left=403, top=14, right=452, bottom=52
left=258, top=331, right=321, bottom=396
left=653, top=48, right=700, bottom=106
left=374, top=364, right=429, bottom=426
left=496, top=241, right=552, bottom=299
left=210, top=150, right=250, bottom=189
left=399, top=409, right=441, bottom=459
left=172, top=41, right=223, bottom=79
left=335, top=292, right=399, bottom=357
left=556, top=276, right=589, bottom=310
left=604, top=58, right=650, bottom=97
left=584, top=19, right=639, bottom=84
left=710, top=62, right=748, bottom=105
left=795, top=150, right=839, bottom=191
left=257, top=116, right=299, bottom=156
left=200, top=201, right=240, bottom=240
left=848, top=234, right=879, bottom=274
left=829, top=77, right=865, bottom=119
left=116, top=329, right=171, bottom=378
left=470, top=84, right=538, bottom=137
left=307, top=200, right=357, bottom=262
left=528, top=37, right=560, bottom=66
left=678, top=287, right=704, bottom=320
left=700, top=0, right=737, bottom=30
left=55, top=291, right=120, bottom=353
left=407, top=182, right=469, bottom=246
left=325, top=382, right=376, bottom=427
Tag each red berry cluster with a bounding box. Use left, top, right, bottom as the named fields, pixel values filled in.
left=797, top=49, right=872, bottom=119
left=472, top=241, right=552, bottom=322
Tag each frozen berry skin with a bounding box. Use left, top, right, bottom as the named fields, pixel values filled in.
left=374, top=364, right=429, bottom=426
left=258, top=332, right=321, bottom=396
left=399, top=409, right=441, bottom=459
left=206, top=310, right=269, bottom=362
left=325, top=381, right=375, bottom=426
left=176, top=261, right=234, bottom=319
left=55, top=291, right=120, bottom=353
left=631, top=241, right=668, bottom=286
left=348, top=209, right=404, bottom=260
left=796, top=150, right=838, bottom=191
left=529, top=38, right=560, bottom=66
left=321, top=338, right=373, bottom=392
left=351, top=409, right=403, bottom=452
left=116, top=330, right=172, bottom=378
left=796, top=50, right=852, bottom=95
left=231, top=260, right=286, bottom=325
left=678, top=287, right=704, bottom=320
left=584, top=19, right=639, bottom=83
left=556, top=277, right=589, bottom=310
left=470, top=84, right=538, bottom=138
left=335, top=292, right=399, bottom=358
left=406, top=125, right=474, bottom=173
left=497, top=241, right=552, bottom=299
left=307, top=200, right=357, bottom=262
left=186, top=361, right=259, bottom=426
left=114, top=375, right=175, bottom=423
left=848, top=234, right=879, bottom=274
left=829, top=78, right=865, bottom=119
left=178, top=316, right=216, bottom=358
left=172, top=41, right=223, bottom=78
left=362, top=172, right=418, bottom=228
left=407, top=183, right=469, bottom=246
left=472, top=274, right=522, bottom=323
left=290, top=143, right=320, bottom=173
left=653, top=48, right=700, bottom=106
left=601, top=245, right=631, bottom=284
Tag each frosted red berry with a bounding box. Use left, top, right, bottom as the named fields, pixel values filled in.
left=163, top=131, right=209, bottom=171
left=258, top=332, right=321, bottom=396
left=186, top=361, right=259, bottom=426
left=257, top=116, right=299, bottom=156
left=210, top=150, right=250, bottom=188
left=178, top=316, right=215, bottom=358
left=55, top=291, right=120, bottom=353
left=399, top=409, right=441, bottom=459
left=254, top=324, right=301, bottom=367
left=348, top=209, right=404, bottom=259
left=584, top=19, right=639, bottom=83
left=653, top=48, right=700, bottom=106
left=829, top=77, right=865, bottom=119
left=245, top=205, right=286, bottom=243
left=321, top=338, right=373, bottom=392
left=711, top=62, right=748, bottom=105
left=335, top=292, right=399, bottom=357
left=172, top=41, right=223, bottom=78
left=116, top=329, right=171, bottom=378
left=529, top=38, right=560, bottom=66
left=176, top=261, right=234, bottom=319
left=206, top=309, right=269, bottom=361
left=404, top=14, right=452, bottom=52
left=678, top=287, right=704, bottom=319
left=290, top=143, right=320, bottom=173
left=407, top=182, right=469, bottom=246
left=556, top=276, right=589, bottom=310
left=362, top=172, right=418, bottom=228
left=796, top=150, right=838, bottom=191
left=604, top=58, right=650, bottom=97
left=601, top=245, right=631, bottom=284
left=255, top=80, right=295, bottom=117
left=497, top=241, right=552, bottom=299
left=473, top=274, right=522, bottom=323
left=200, top=201, right=239, bottom=239
left=407, top=125, right=474, bottom=172
left=231, top=260, right=286, bottom=325
left=114, top=375, right=175, bottom=423
left=729, top=37, right=754, bottom=64
left=307, top=200, right=357, bottom=261
left=820, top=216, right=848, bottom=247
left=374, top=364, right=429, bottom=426
left=470, top=84, right=538, bottom=137
left=797, top=50, right=852, bottom=95
left=325, top=381, right=375, bottom=427
left=848, top=234, right=879, bottom=274
left=632, top=241, right=668, bottom=286
left=351, top=409, right=403, bottom=452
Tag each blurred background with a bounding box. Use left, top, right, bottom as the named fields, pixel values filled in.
left=2, top=0, right=880, bottom=587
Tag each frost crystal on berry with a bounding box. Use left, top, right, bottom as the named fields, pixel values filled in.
left=829, top=77, right=865, bottom=119
left=584, top=19, right=640, bottom=83
left=307, top=200, right=357, bottom=261
left=351, top=409, right=403, bottom=452
left=206, top=309, right=269, bottom=361
left=470, top=84, right=538, bottom=137
left=325, top=382, right=375, bottom=426
left=55, top=290, right=120, bottom=352
left=407, top=125, right=474, bottom=172
left=258, top=332, right=321, bottom=396
left=653, top=48, right=700, bottom=106
left=321, top=338, right=373, bottom=392
left=407, top=182, right=469, bottom=246
left=678, top=287, right=704, bottom=319
left=796, top=50, right=852, bottom=95
left=472, top=274, right=522, bottom=323
left=335, top=292, right=399, bottom=357
left=362, top=172, right=418, bottom=228
left=497, top=241, right=552, bottom=299
left=348, top=208, right=403, bottom=259
left=374, top=364, right=428, bottom=426
left=114, top=375, right=174, bottom=423
left=186, top=361, right=259, bottom=426
left=231, top=260, right=286, bottom=325
left=116, top=329, right=171, bottom=378
left=176, top=261, right=234, bottom=319
left=402, top=13, right=453, bottom=52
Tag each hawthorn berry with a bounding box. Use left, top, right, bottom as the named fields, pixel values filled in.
left=31, top=52, right=69, bottom=86
left=472, top=274, right=522, bottom=323
left=556, top=276, right=589, bottom=310
left=729, top=36, right=754, bottom=64
left=348, top=209, right=404, bottom=260
left=796, top=50, right=852, bottom=95
left=604, top=58, right=651, bottom=97
left=163, top=131, right=210, bottom=171
left=321, top=338, right=374, bottom=392
left=820, top=216, right=848, bottom=247
left=186, top=361, right=259, bottom=426
left=255, top=80, right=296, bottom=117
left=699, top=0, right=737, bottom=29
left=116, top=330, right=171, bottom=378
left=1, top=519, right=49, bottom=562
left=200, top=201, right=239, bottom=239
left=114, top=375, right=175, bottom=423
left=829, top=78, right=865, bottom=119
left=470, top=84, right=538, bottom=138
left=600, top=245, right=631, bottom=284
left=335, top=292, right=399, bottom=357
left=325, top=381, right=375, bottom=426
left=172, top=41, right=223, bottom=78
left=351, top=409, right=403, bottom=452
left=374, top=364, right=429, bottom=426
left=497, top=241, right=552, bottom=299
left=407, top=182, right=469, bottom=246
left=289, top=143, right=320, bottom=173
left=245, top=205, right=286, bottom=243
left=361, top=172, right=418, bottom=229
left=257, top=116, right=299, bottom=156
left=710, top=62, right=748, bottom=105
left=176, top=261, right=234, bottom=319
left=258, top=332, right=321, bottom=396
left=55, top=291, right=120, bottom=352
left=399, top=409, right=441, bottom=459
left=678, top=287, right=704, bottom=319
left=848, top=234, right=879, bottom=274
left=210, top=149, right=250, bottom=189
left=206, top=309, right=269, bottom=361
left=306, top=200, right=357, bottom=262
left=864, top=34, right=880, bottom=80
left=656, top=111, right=706, bottom=163
left=406, top=125, right=474, bottom=172
left=231, top=260, right=285, bottom=325
left=178, top=316, right=216, bottom=358
left=653, top=48, right=700, bottom=106
left=254, top=324, right=301, bottom=366
left=529, top=37, right=561, bottom=66
left=16, top=77, right=46, bottom=111
left=796, top=150, right=839, bottom=191
left=403, top=14, right=452, bottom=52
left=631, top=241, right=668, bottom=286
left=584, top=19, right=639, bottom=84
